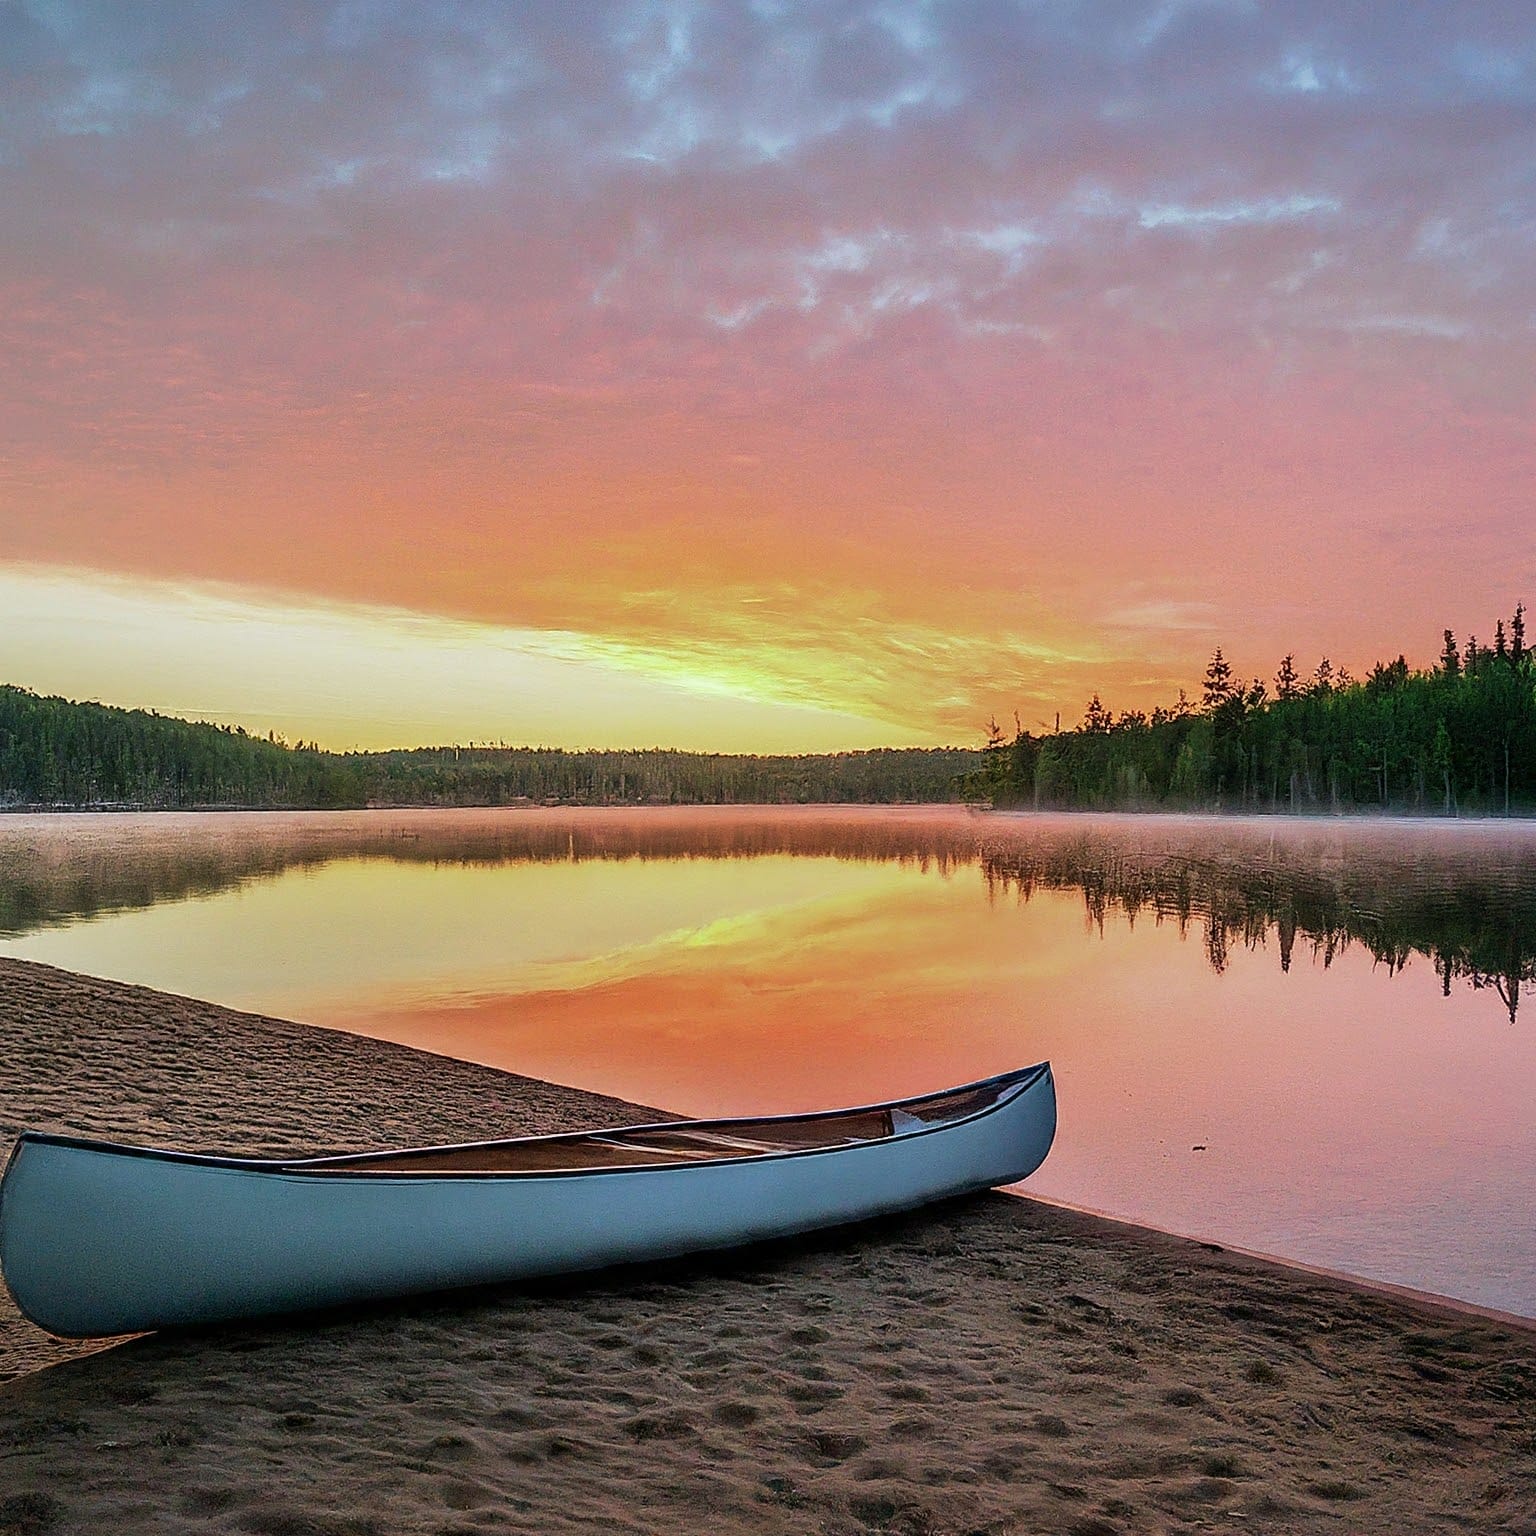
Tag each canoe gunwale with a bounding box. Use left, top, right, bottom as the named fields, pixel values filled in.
left=2, top=1063, right=1052, bottom=1184
left=0, top=1063, right=1057, bottom=1337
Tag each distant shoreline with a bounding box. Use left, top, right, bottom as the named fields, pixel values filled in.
left=8, top=676, right=1534, bottom=816
left=5, top=798, right=1536, bottom=820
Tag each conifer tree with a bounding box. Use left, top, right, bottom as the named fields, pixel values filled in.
left=1202, top=649, right=1235, bottom=711
left=1440, top=630, right=1460, bottom=676
left=1275, top=654, right=1300, bottom=699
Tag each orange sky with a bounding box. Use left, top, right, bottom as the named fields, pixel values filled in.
left=2, top=4, right=1533, bottom=749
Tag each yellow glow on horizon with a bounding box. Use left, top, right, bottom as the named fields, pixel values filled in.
left=555, top=580, right=1098, bottom=734
left=0, top=560, right=1136, bottom=750
left=0, top=563, right=916, bottom=753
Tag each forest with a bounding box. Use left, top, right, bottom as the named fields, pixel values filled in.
left=363, top=743, right=980, bottom=806
left=966, top=605, right=1535, bottom=815
left=2, top=603, right=1532, bottom=814
left=0, top=686, right=979, bottom=809
left=0, top=686, right=357, bottom=809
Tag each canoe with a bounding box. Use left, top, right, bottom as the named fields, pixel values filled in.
left=0, top=1062, right=1055, bottom=1338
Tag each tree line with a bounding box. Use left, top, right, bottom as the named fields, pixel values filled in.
left=967, top=605, right=1535, bottom=815
left=0, top=686, right=357, bottom=808
left=363, top=743, right=981, bottom=807
left=5, top=601, right=1532, bottom=815
left=0, top=685, right=981, bottom=809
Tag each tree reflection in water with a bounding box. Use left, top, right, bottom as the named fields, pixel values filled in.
left=1, top=809, right=1531, bottom=1020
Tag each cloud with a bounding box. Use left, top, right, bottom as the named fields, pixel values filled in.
left=1102, top=600, right=1222, bottom=634
left=1, top=1, right=1533, bottom=739
left=0, top=562, right=917, bottom=751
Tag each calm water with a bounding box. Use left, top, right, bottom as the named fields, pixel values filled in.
left=3, top=806, right=1535, bottom=1316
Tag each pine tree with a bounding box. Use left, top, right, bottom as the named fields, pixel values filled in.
left=1312, top=657, right=1334, bottom=693
left=1082, top=695, right=1112, bottom=733
left=1513, top=605, right=1526, bottom=664
left=1495, top=619, right=1508, bottom=662
left=1203, top=649, right=1235, bottom=711
left=1440, top=630, right=1460, bottom=677
left=1275, top=654, right=1300, bottom=700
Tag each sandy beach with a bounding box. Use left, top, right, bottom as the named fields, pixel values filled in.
left=2, top=959, right=1533, bottom=1534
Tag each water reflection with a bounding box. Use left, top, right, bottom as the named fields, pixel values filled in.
left=3, top=808, right=1536, bottom=1313
left=976, top=820, right=1536, bottom=1023
left=0, top=808, right=973, bottom=936
left=3, top=809, right=1533, bottom=1022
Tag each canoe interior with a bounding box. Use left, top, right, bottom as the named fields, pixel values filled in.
left=291, top=1079, right=1021, bottom=1176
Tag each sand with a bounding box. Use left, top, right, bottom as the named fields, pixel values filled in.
left=2, top=961, right=1534, bottom=1535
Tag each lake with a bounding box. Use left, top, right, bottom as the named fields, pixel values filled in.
left=2, top=805, right=1534, bottom=1316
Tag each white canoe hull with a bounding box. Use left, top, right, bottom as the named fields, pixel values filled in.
left=0, top=1064, right=1054, bottom=1337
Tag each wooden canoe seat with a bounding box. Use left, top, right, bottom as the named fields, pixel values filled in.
left=287, top=1081, right=1012, bottom=1176
left=301, top=1108, right=898, bottom=1175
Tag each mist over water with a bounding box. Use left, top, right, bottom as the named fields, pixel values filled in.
left=3, top=806, right=1534, bottom=1315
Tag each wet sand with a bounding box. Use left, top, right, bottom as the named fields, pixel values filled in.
left=2, top=960, right=1533, bottom=1534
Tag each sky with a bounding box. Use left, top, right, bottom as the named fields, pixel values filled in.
left=2, top=1, right=1533, bottom=750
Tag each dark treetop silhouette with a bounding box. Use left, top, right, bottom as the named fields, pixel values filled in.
left=0, top=685, right=978, bottom=810
left=967, top=605, right=1533, bottom=818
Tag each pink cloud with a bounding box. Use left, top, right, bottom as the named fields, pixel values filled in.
left=2, top=2, right=1533, bottom=739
